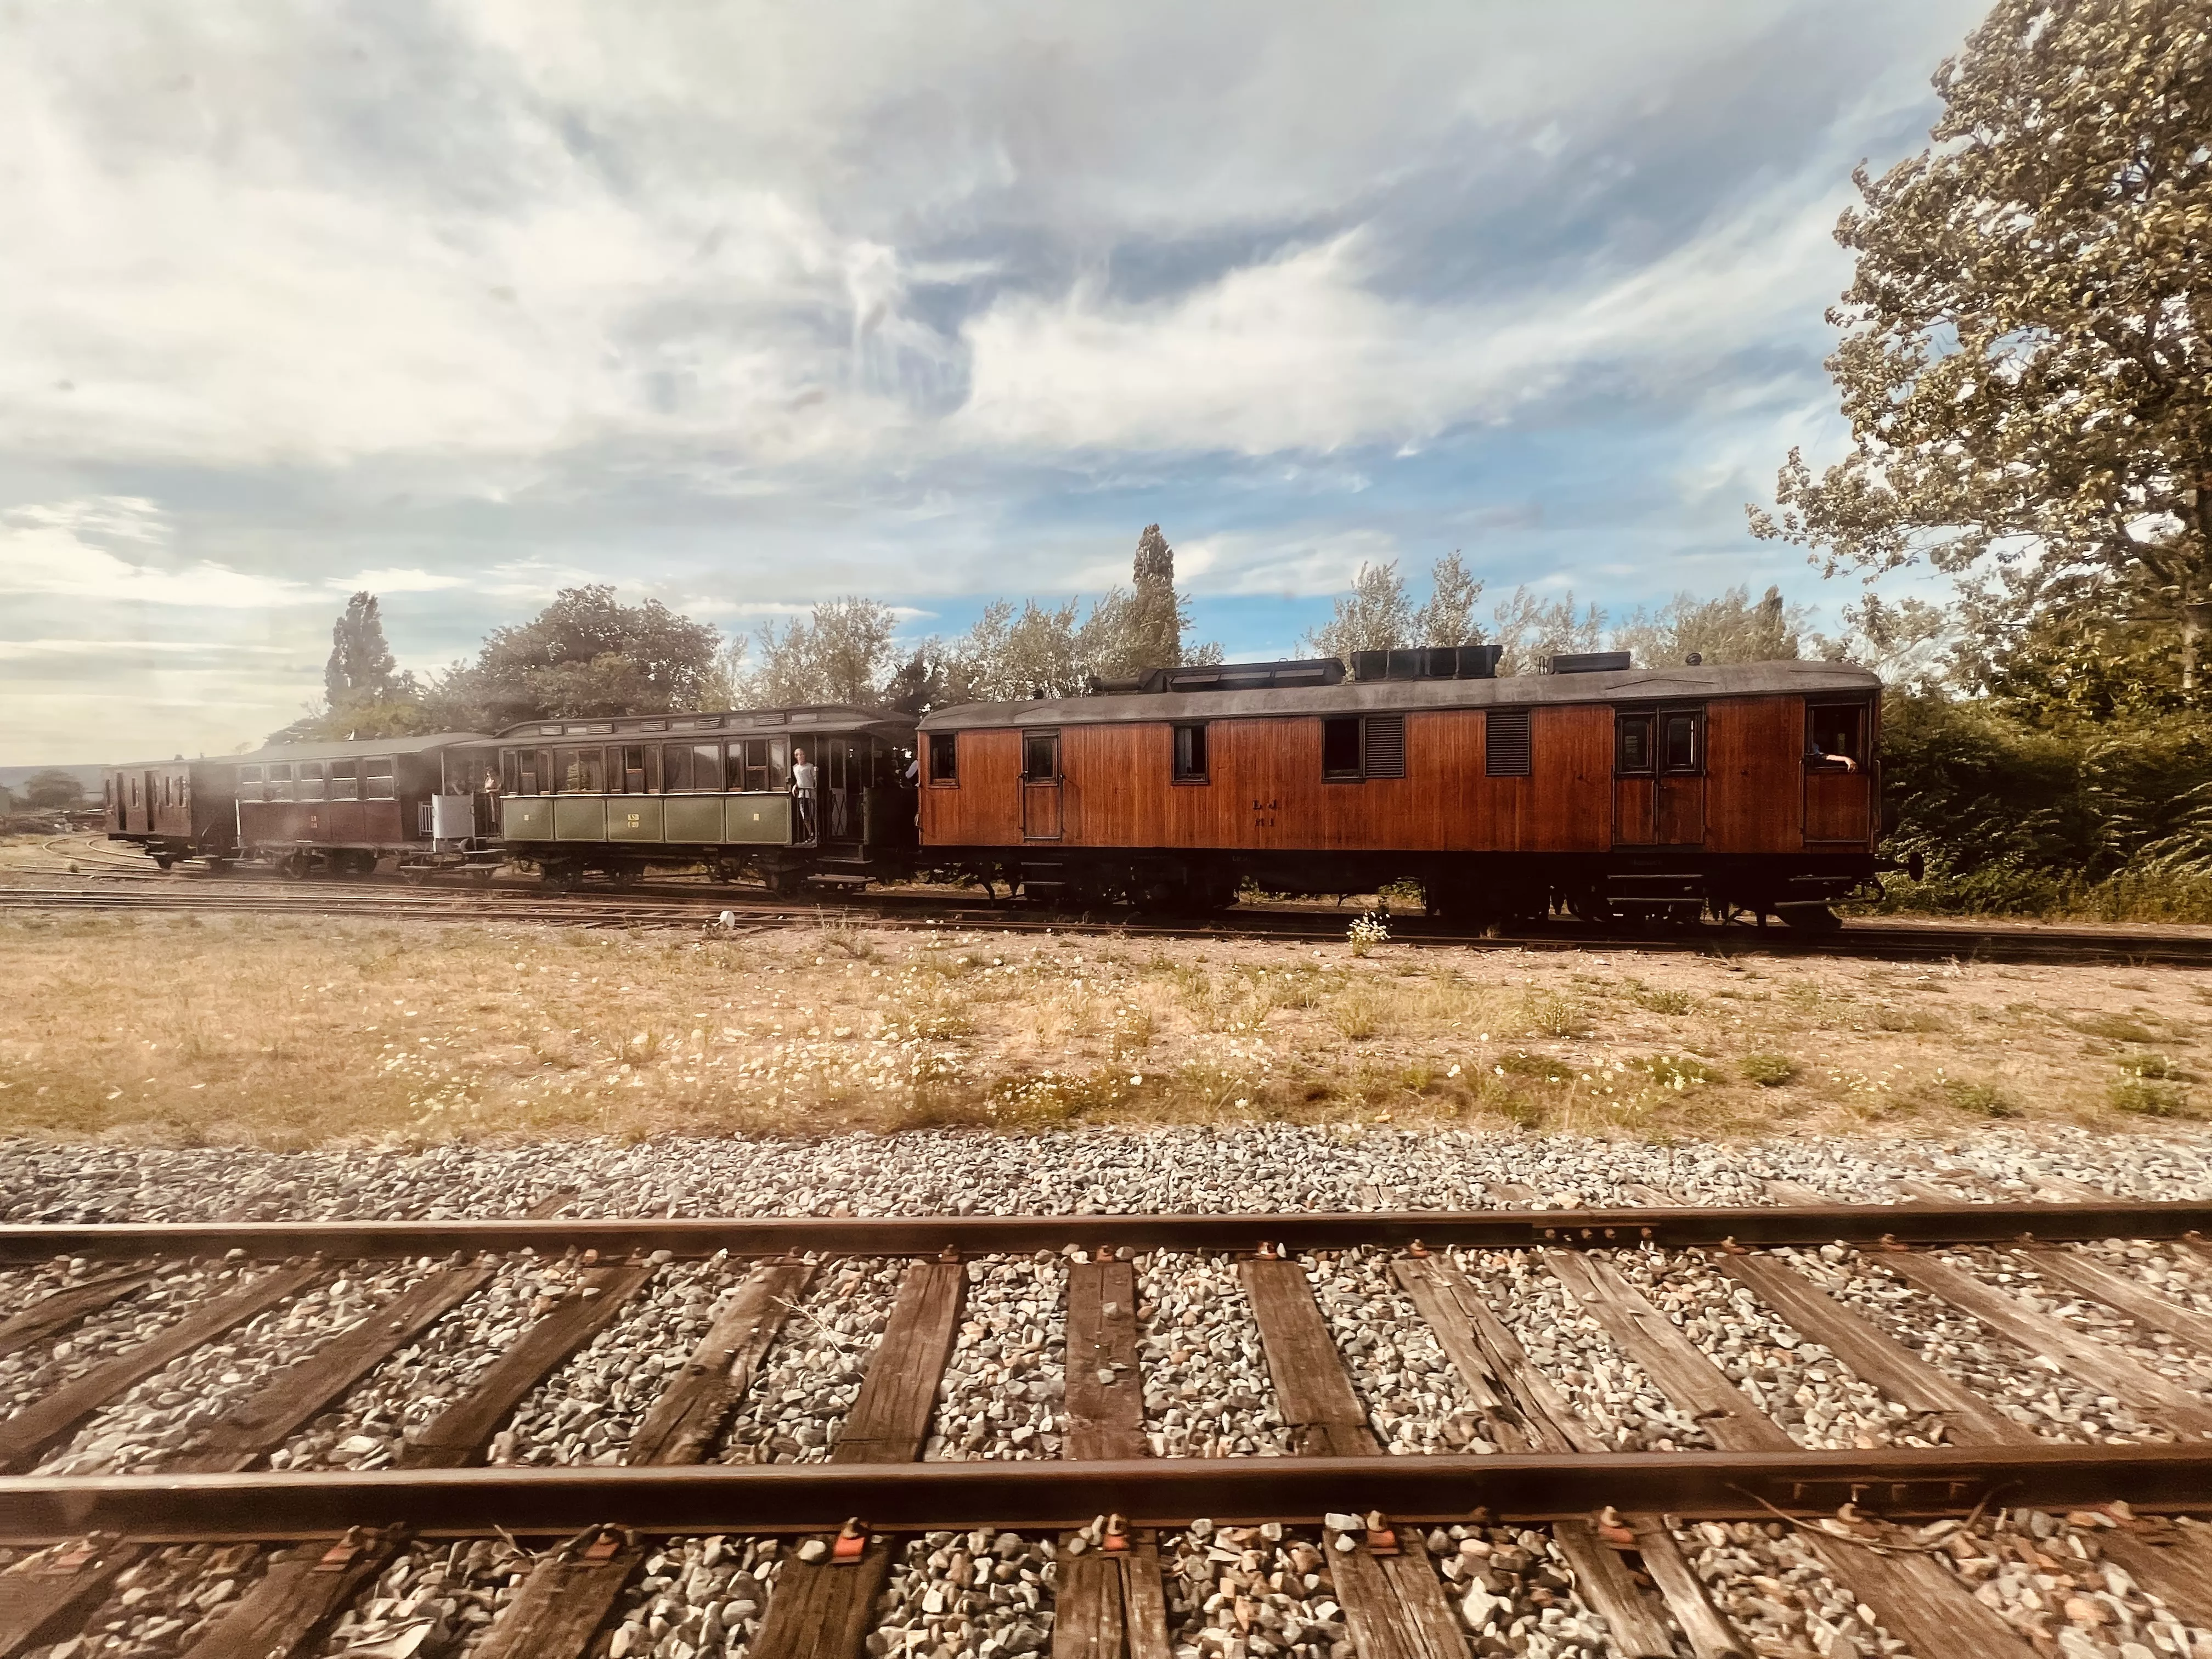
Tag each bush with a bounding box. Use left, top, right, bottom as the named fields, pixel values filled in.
left=1738, top=1053, right=1798, bottom=1087
left=1937, top=1077, right=2020, bottom=1118
left=2109, top=1079, right=2195, bottom=1118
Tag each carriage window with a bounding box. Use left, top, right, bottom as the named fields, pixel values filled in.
left=1172, top=723, right=1209, bottom=783
left=1615, top=713, right=1655, bottom=775
left=661, top=744, right=690, bottom=792
left=620, top=745, right=648, bottom=793
left=727, top=736, right=791, bottom=792
left=365, top=758, right=397, bottom=800
left=558, top=747, right=606, bottom=792
left=928, top=732, right=958, bottom=785
left=1322, top=718, right=1362, bottom=780
left=267, top=764, right=295, bottom=800
left=296, top=761, right=327, bottom=801
left=1808, top=703, right=1867, bottom=770
left=1660, top=710, right=1702, bottom=775
left=1022, top=731, right=1059, bottom=781
left=501, top=752, right=523, bottom=795
left=329, top=759, right=360, bottom=800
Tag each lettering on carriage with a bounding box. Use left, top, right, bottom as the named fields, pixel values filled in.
left=1251, top=797, right=1279, bottom=829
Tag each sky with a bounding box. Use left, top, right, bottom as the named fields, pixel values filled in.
left=0, top=0, right=1989, bottom=764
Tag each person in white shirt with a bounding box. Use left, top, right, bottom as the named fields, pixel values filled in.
left=791, top=747, right=818, bottom=840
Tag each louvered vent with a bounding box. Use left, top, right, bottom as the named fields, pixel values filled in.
left=1362, top=716, right=1406, bottom=778
left=1485, top=708, right=1531, bottom=776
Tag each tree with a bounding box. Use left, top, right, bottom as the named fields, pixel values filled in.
left=434, top=585, right=721, bottom=729
left=1302, top=562, right=1412, bottom=663
left=1489, top=587, right=1605, bottom=675
left=1074, top=524, right=1221, bottom=680
left=1613, top=585, right=1808, bottom=668
left=1812, top=592, right=1956, bottom=691
left=1750, top=0, right=2212, bottom=690
left=21, top=768, right=85, bottom=808
left=739, top=597, right=899, bottom=706
left=324, top=592, right=407, bottom=709
left=1410, top=551, right=1486, bottom=646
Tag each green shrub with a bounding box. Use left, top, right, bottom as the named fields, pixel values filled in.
left=1937, top=1078, right=2021, bottom=1118
left=1635, top=988, right=1696, bottom=1015
left=1738, top=1053, right=1798, bottom=1087
left=1634, top=1055, right=1717, bottom=1090
left=2109, top=1079, right=2196, bottom=1118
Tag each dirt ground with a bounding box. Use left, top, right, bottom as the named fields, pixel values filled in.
left=0, top=901, right=2202, bottom=1148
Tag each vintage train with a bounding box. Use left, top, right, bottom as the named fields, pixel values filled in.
left=105, top=652, right=1880, bottom=926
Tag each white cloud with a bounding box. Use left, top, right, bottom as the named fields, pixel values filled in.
left=0, top=498, right=311, bottom=608
left=331, top=568, right=471, bottom=594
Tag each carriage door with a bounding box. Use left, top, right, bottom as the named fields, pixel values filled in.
left=1613, top=708, right=1705, bottom=845
left=1804, top=701, right=1873, bottom=843
left=1020, top=730, right=1063, bottom=841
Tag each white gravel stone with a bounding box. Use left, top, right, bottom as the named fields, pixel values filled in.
left=1452, top=1246, right=1716, bottom=1452
left=872, top=1529, right=1051, bottom=1659
left=1138, top=1253, right=1291, bottom=1458
left=0, top=1256, right=270, bottom=1420
left=5, top=1125, right=2206, bottom=1228
left=16, top=1542, right=266, bottom=1659
left=302, top=1534, right=533, bottom=1658
left=493, top=1256, right=730, bottom=1465
left=1299, top=1250, right=1492, bottom=1453
left=716, top=1256, right=905, bottom=1463
left=926, top=1256, right=1066, bottom=1461
left=1678, top=1517, right=1911, bottom=1658
left=600, top=1534, right=782, bottom=1659
left=277, top=1251, right=592, bottom=1471
left=1607, top=1246, right=1910, bottom=1449
left=1775, top=1246, right=2172, bottom=1443
left=36, top=1259, right=438, bottom=1475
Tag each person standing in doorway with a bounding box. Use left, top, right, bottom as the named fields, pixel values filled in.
left=791, top=746, right=818, bottom=842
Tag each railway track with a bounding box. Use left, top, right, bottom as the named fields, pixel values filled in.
left=6, top=867, right=2212, bottom=964
left=4, top=1194, right=2212, bottom=1657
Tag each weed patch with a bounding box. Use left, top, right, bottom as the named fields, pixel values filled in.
left=1737, top=1053, right=1798, bottom=1087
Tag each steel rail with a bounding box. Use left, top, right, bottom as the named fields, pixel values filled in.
left=4, top=1444, right=2208, bottom=1543
left=6, top=880, right=2211, bottom=964
left=3, top=1200, right=2207, bottom=1264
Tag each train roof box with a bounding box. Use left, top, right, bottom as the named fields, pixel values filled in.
left=1541, top=651, right=1633, bottom=674
left=1086, top=658, right=1347, bottom=695
left=1348, top=645, right=1503, bottom=681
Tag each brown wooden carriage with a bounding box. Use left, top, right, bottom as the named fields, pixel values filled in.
left=915, top=656, right=1881, bottom=924
left=103, top=758, right=239, bottom=869
left=227, top=732, right=495, bottom=875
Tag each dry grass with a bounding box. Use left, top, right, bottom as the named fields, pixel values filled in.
left=0, top=907, right=2205, bottom=1148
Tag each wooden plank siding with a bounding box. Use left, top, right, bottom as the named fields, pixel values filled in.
left=923, top=704, right=1621, bottom=853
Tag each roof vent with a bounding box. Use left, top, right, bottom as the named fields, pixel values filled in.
left=1087, top=658, right=1347, bottom=695
left=1541, top=651, right=1632, bottom=675
left=1349, top=645, right=1503, bottom=682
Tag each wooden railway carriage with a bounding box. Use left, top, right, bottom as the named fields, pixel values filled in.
left=484, top=705, right=919, bottom=890
left=104, top=757, right=238, bottom=868
left=916, top=655, right=1882, bottom=924
left=228, top=732, right=496, bottom=876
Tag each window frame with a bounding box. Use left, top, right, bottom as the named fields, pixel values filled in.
left=1021, top=729, right=1061, bottom=783
left=1658, top=707, right=1705, bottom=777
left=1805, top=700, right=1870, bottom=772
left=329, top=759, right=360, bottom=800
left=296, top=760, right=327, bottom=802
left=364, top=758, right=397, bottom=801
left=1614, top=712, right=1656, bottom=776
left=267, top=763, right=296, bottom=801
left=1171, top=721, right=1210, bottom=785
left=237, top=764, right=265, bottom=802
left=1321, top=714, right=1405, bottom=782
left=927, top=731, right=959, bottom=786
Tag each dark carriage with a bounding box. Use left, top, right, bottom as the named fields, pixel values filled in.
left=485, top=706, right=919, bottom=890
left=229, top=732, right=499, bottom=876
left=104, top=757, right=240, bottom=869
